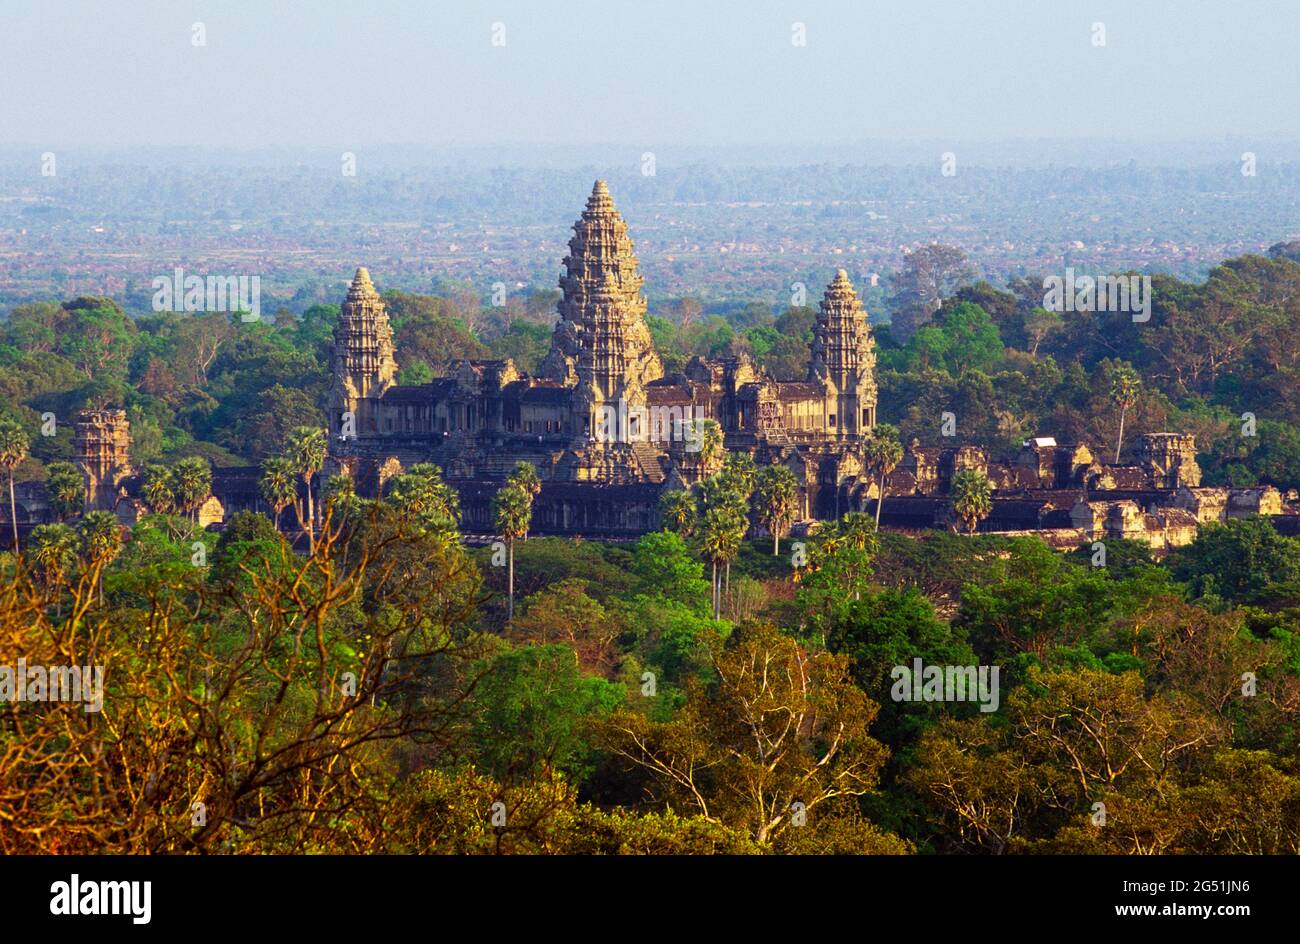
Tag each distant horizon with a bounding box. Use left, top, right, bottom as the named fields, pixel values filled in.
left=4, top=1, right=1299, bottom=149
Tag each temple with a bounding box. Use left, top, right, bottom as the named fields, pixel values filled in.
left=313, top=181, right=1293, bottom=548
left=322, top=181, right=889, bottom=533
left=4, top=181, right=1295, bottom=551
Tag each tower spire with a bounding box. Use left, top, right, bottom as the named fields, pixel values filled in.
left=330, top=266, right=397, bottom=441
left=811, top=269, right=878, bottom=436
left=542, top=180, right=663, bottom=400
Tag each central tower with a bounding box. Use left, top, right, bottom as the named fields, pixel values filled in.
left=543, top=181, right=663, bottom=409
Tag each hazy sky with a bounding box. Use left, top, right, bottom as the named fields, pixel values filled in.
left=3, top=0, right=1298, bottom=150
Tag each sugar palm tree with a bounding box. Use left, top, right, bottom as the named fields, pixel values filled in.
left=0, top=417, right=30, bottom=552
left=388, top=463, right=461, bottom=535
left=754, top=464, right=798, bottom=555
left=259, top=456, right=298, bottom=533
left=140, top=464, right=177, bottom=516
left=697, top=476, right=747, bottom=618
left=950, top=469, right=993, bottom=536
left=494, top=481, right=533, bottom=619
left=45, top=461, right=86, bottom=521
left=285, top=427, right=328, bottom=551
left=659, top=488, right=696, bottom=535
left=172, top=456, right=212, bottom=523
left=862, top=424, right=903, bottom=528
left=1109, top=363, right=1142, bottom=463
left=78, top=510, right=123, bottom=603
left=29, top=522, right=78, bottom=615
left=506, top=461, right=541, bottom=540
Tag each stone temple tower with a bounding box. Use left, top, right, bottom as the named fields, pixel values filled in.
left=1138, top=432, right=1202, bottom=489
left=330, top=267, right=397, bottom=444
left=543, top=181, right=663, bottom=417
left=810, top=269, right=878, bottom=438
left=74, top=409, right=132, bottom=512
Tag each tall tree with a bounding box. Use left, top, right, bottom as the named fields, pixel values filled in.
left=862, top=424, right=903, bottom=529
left=950, top=469, right=993, bottom=536
left=44, top=461, right=86, bottom=522
left=28, top=522, right=78, bottom=615
left=494, top=482, right=533, bottom=620
left=1109, top=362, right=1142, bottom=463
left=0, top=417, right=30, bottom=553
left=172, top=456, right=212, bottom=523
left=659, top=488, right=696, bottom=536
left=753, top=464, right=798, bottom=555
left=259, top=456, right=298, bottom=532
left=697, top=477, right=747, bottom=619
left=603, top=623, right=889, bottom=845
left=285, top=427, right=327, bottom=551
left=888, top=244, right=976, bottom=340
left=139, top=464, right=177, bottom=516
left=507, top=461, right=542, bottom=541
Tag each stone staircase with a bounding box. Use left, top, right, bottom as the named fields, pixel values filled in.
left=630, top=442, right=667, bottom=483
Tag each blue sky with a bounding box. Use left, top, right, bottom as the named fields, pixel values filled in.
left=2, top=0, right=1297, bottom=149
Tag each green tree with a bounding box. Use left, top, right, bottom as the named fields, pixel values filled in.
left=386, top=463, right=460, bottom=536
left=1109, top=362, right=1142, bottom=463
left=471, top=644, right=625, bottom=785
left=0, top=417, right=30, bottom=552
left=696, top=477, right=748, bottom=619
left=862, top=423, right=903, bottom=528
left=284, top=426, right=327, bottom=551
left=507, top=461, right=542, bottom=540
left=139, top=464, right=177, bottom=516
left=44, top=461, right=85, bottom=521
left=28, top=522, right=78, bottom=615
left=494, top=481, right=534, bottom=619
left=259, top=456, right=298, bottom=532
left=1170, top=516, right=1300, bottom=602
left=77, top=510, right=123, bottom=603
left=658, top=488, right=696, bottom=536
left=171, top=456, right=212, bottom=523
left=950, top=468, right=993, bottom=535
left=753, top=464, right=799, bottom=554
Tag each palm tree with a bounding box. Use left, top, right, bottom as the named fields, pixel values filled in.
left=285, top=427, right=327, bottom=551
left=697, top=477, right=747, bottom=618
left=719, top=451, right=757, bottom=496
left=387, top=463, right=460, bottom=535
left=0, top=417, right=30, bottom=552
left=29, top=522, right=78, bottom=615
left=506, top=461, right=541, bottom=540
left=45, top=461, right=86, bottom=521
left=862, top=424, right=903, bottom=528
left=658, top=488, right=696, bottom=535
left=259, top=456, right=298, bottom=532
left=140, top=464, right=177, bottom=516
left=754, top=464, right=798, bottom=555
left=172, top=456, right=212, bottom=523
left=688, top=418, right=725, bottom=475
left=1109, top=363, right=1142, bottom=463
left=78, top=510, right=123, bottom=603
left=494, top=482, right=533, bottom=619
left=950, top=469, right=993, bottom=536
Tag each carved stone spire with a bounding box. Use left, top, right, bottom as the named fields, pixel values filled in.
left=810, top=269, right=877, bottom=436
left=543, top=181, right=662, bottom=401
left=75, top=408, right=132, bottom=512
left=334, top=268, right=396, bottom=393
left=331, top=267, right=397, bottom=440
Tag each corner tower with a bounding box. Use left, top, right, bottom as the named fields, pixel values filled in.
left=74, top=408, right=132, bottom=512
left=543, top=181, right=663, bottom=411
left=330, top=267, right=397, bottom=442
left=810, top=269, right=878, bottom=438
